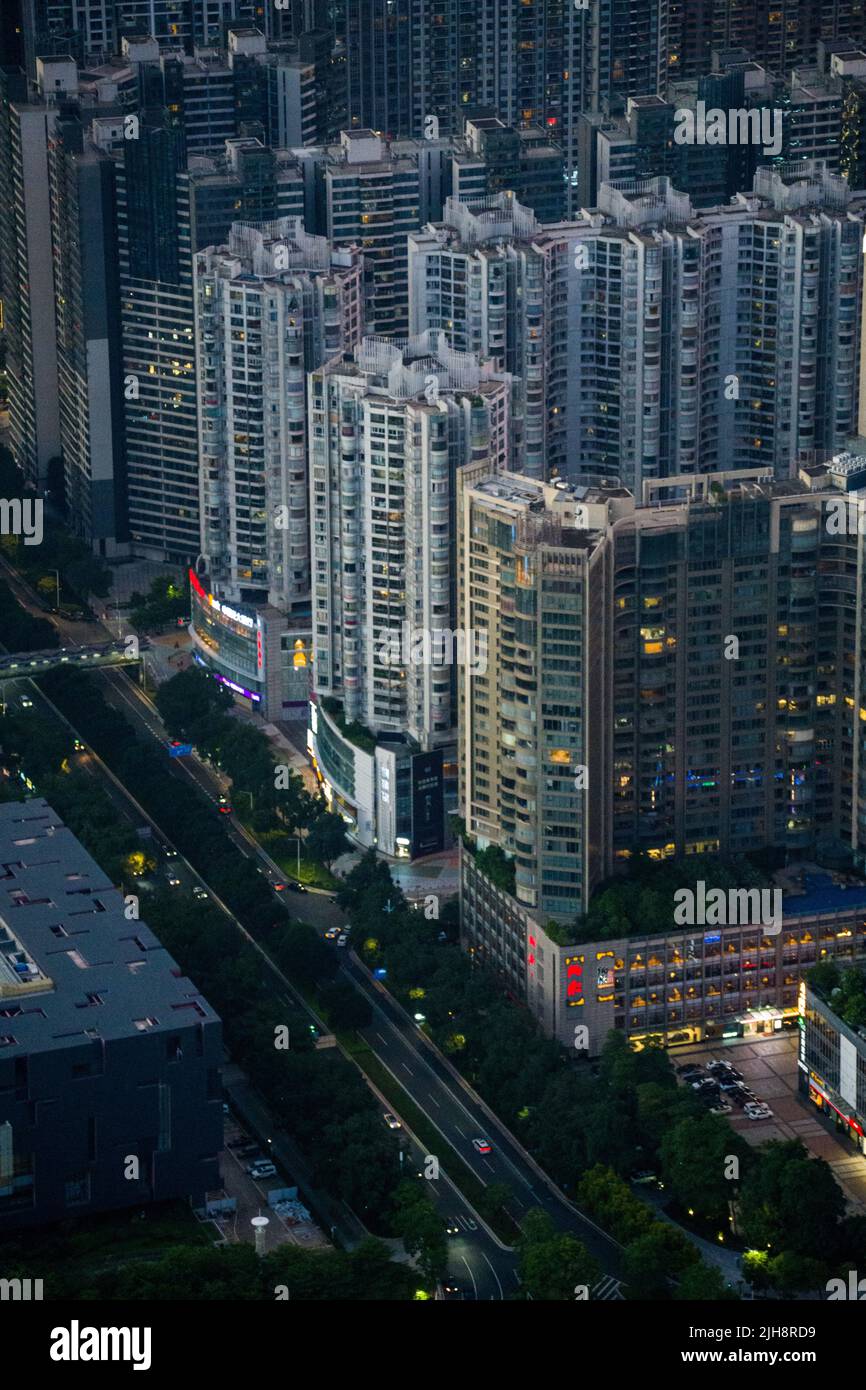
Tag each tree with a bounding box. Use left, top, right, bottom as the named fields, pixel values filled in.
left=737, top=1141, right=845, bottom=1261
left=155, top=667, right=232, bottom=744
left=392, top=1180, right=448, bottom=1285
left=305, top=810, right=349, bottom=870
left=660, top=1116, right=746, bottom=1224
left=673, top=1261, right=738, bottom=1300
left=319, top=981, right=373, bottom=1031
left=516, top=1209, right=600, bottom=1300
left=623, top=1224, right=698, bottom=1300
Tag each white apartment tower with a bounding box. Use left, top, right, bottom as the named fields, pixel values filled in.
left=309, top=331, right=511, bottom=748
left=194, top=218, right=362, bottom=611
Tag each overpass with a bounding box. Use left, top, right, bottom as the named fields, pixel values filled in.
left=0, top=639, right=150, bottom=681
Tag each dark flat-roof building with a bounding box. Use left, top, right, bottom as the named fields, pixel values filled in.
left=0, top=800, right=222, bottom=1231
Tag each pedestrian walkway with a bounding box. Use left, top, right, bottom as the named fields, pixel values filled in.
left=592, top=1275, right=625, bottom=1300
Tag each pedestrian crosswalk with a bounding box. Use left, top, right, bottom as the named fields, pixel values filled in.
left=591, top=1275, right=625, bottom=1300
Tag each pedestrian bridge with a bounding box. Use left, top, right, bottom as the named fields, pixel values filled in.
left=0, top=639, right=150, bottom=681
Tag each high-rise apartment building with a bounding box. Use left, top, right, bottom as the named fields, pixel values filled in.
left=307, top=331, right=511, bottom=855
left=19, top=1, right=263, bottom=75
left=194, top=217, right=361, bottom=612
left=408, top=194, right=547, bottom=480
left=189, top=220, right=361, bottom=720
left=459, top=455, right=866, bottom=932
left=414, top=164, right=866, bottom=493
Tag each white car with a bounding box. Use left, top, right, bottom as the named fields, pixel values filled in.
left=247, top=1160, right=277, bottom=1180
left=744, top=1103, right=773, bottom=1120
left=337, top=933, right=349, bottom=947
left=383, top=1112, right=401, bottom=1130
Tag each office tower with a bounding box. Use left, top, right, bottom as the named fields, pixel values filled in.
left=48, top=102, right=128, bottom=553
left=578, top=67, right=771, bottom=209
left=0, top=0, right=24, bottom=68
left=450, top=113, right=565, bottom=224
left=0, top=59, right=75, bottom=490
left=298, top=129, right=451, bottom=337
left=408, top=194, right=547, bottom=480
left=133, top=29, right=271, bottom=156
left=0, top=799, right=222, bottom=1231
left=194, top=218, right=361, bottom=612
left=185, top=136, right=305, bottom=251
left=115, top=106, right=198, bottom=560
left=307, top=332, right=511, bottom=856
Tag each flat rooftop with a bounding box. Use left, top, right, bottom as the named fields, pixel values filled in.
left=0, top=800, right=218, bottom=1054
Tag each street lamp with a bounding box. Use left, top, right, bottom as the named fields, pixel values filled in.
left=290, top=834, right=302, bottom=879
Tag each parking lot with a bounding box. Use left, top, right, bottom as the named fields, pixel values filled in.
left=211, top=1114, right=330, bottom=1251
left=674, top=1034, right=866, bottom=1211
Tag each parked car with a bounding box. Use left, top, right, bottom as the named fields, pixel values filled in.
left=247, top=1160, right=277, bottom=1180
left=631, top=1170, right=658, bottom=1185
left=744, top=1103, right=773, bottom=1121
left=709, top=1102, right=732, bottom=1116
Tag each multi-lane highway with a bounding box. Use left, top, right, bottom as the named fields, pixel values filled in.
left=0, top=560, right=626, bottom=1299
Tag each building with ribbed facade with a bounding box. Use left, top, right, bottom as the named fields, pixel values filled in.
left=414, top=164, right=866, bottom=494
left=190, top=218, right=362, bottom=719
left=307, top=332, right=511, bottom=855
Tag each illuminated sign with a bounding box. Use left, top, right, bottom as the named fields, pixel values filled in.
left=565, top=954, right=585, bottom=1005
left=188, top=568, right=255, bottom=629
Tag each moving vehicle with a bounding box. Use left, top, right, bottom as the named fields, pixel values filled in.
left=217, top=795, right=232, bottom=815
left=285, top=880, right=307, bottom=894
left=472, top=1137, right=492, bottom=1155
left=337, top=933, right=348, bottom=947
left=383, top=1113, right=401, bottom=1130
left=19, top=695, right=33, bottom=709
left=325, top=928, right=340, bottom=941
left=192, top=885, right=208, bottom=901
left=166, top=872, right=181, bottom=888
left=445, top=1218, right=460, bottom=1236
left=631, top=1170, right=658, bottom=1185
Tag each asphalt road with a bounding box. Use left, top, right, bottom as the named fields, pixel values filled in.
left=1, top=565, right=626, bottom=1299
